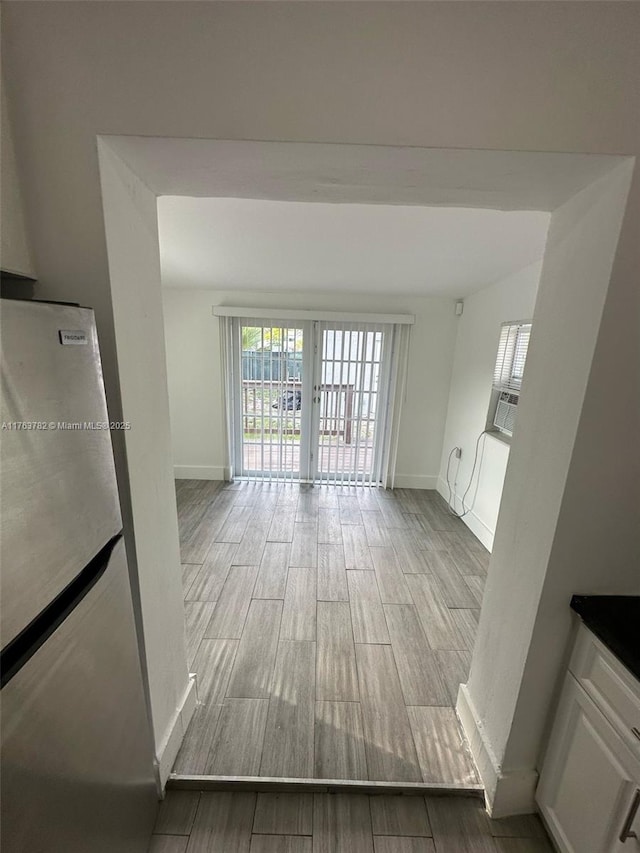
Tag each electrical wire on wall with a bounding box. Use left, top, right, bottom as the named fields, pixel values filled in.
left=445, top=430, right=489, bottom=518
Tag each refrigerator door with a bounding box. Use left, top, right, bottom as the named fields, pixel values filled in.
left=1, top=299, right=123, bottom=648
left=0, top=538, right=157, bottom=853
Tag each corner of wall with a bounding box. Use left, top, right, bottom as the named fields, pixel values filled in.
left=457, top=683, right=538, bottom=818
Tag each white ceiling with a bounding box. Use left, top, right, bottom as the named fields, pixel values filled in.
left=158, top=196, right=550, bottom=297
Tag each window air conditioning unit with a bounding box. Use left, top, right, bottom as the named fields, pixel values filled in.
left=493, top=390, right=519, bottom=435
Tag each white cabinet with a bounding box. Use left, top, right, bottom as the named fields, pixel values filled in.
left=537, top=625, right=640, bottom=853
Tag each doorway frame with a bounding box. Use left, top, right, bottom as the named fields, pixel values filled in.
left=97, top=135, right=634, bottom=810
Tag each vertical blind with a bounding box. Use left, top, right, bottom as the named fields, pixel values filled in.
left=493, top=321, right=532, bottom=390
left=217, top=310, right=412, bottom=487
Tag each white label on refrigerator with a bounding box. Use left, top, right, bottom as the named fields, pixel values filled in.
left=59, top=330, right=88, bottom=346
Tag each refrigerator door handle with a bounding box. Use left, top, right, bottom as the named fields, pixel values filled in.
left=0, top=532, right=123, bottom=689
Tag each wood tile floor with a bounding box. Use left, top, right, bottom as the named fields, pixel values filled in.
left=174, top=480, right=490, bottom=785
left=149, top=790, right=553, bottom=852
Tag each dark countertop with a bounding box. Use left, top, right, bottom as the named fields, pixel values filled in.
left=571, top=595, right=640, bottom=682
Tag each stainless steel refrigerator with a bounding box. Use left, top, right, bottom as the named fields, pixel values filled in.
left=1, top=299, right=157, bottom=852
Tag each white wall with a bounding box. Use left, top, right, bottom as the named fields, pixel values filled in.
left=460, top=161, right=636, bottom=816
left=163, top=287, right=458, bottom=488
left=98, top=142, right=194, bottom=787
left=1, top=72, right=35, bottom=278
left=437, top=261, right=543, bottom=549
left=3, top=2, right=639, bottom=814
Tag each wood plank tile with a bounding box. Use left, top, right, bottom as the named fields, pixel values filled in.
left=343, top=526, right=374, bottom=570
left=383, top=605, right=450, bottom=707
left=338, top=495, right=363, bottom=525
left=206, top=698, right=269, bottom=776
left=154, top=790, right=200, bottom=835
left=215, top=506, right=256, bottom=543
left=395, top=489, right=425, bottom=514
left=317, top=544, right=348, bottom=602
left=318, top=508, right=343, bottom=545
left=450, top=609, right=480, bottom=651
left=410, top=521, right=449, bottom=552
left=420, top=551, right=478, bottom=608
left=347, top=572, right=390, bottom=644
left=373, top=839, right=435, bottom=853
left=355, top=488, right=382, bottom=510
left=473, top=548, right=491, bottom=571
left=289, top=522, right=319, bottom=568
left=260, top=641, right=316, bottom=778
left=227, top=599, right=283, bottom=698
left=173, top=702, right=223, bottom=775
left=369, top=795, right=431, bottom=837
left=425, top=796, right=497, bottom=853
left=229, top=482, right=262, bottom=507
left=254, top=543, right=290, bottom=599
left=370, top=547, right=412, bottom=605
left=178, top=499, right=229, bottom=564
left=464, top=574, right=486, bottom=607
left=441, top=522, right=489, bottom=555
left=313, top=793, right=373, bottom=853
left=250, top=836, right=312, bottom=853
left=407, top=706, right=479, bottom=785
left=257, top=484, right=286, bottom=508
left=251, top=506, right=277, bottom=525
left=234, top=521, right=270, bottom=566
left=253, top=793, right=313, bottom=836
left=377, top=502, right=409, bottom=529
left=447, top=540, right=488, bottom=577
left=433, top=650, right=472, bottom=707
left=267, top=508, right=297, bottom=543
left=318, top=487, right=340, bottom=508
left=182, top=563, right=201, bottom=598
left=148, top=836, right=189, bottom=853
left=387, top=530, right=431, bottom=574
left=281, top=567, right=317, bottom=641
left=316, top=601, right=359, bottom=702
left=419, top=502, right=460, bottom=533
left=355, top=644, right=421, bottom=782
left=192, top=639, right=238, bottom=705
left=405, top=575, right=467, bottom=650
left=277, top=486, right=301, bottom=507
left=297, top=492, right=320, bottom=523
left=314, top=701, right=368, bottom=781
left=489, top=814, right=549, bottom=839
left=205, top=566, right=259, bottom=639
left=361, top=511, right=390, bottom=547
left=184, top=601, right=217, bottom=667
left=186, top=543, right=237, bottom=602
left=492, top=840, right=553, bottom=853
left=187, top=792, right=255, bottom=853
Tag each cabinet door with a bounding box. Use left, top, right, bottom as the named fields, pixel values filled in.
left=537, top=675, right=640, bottom=853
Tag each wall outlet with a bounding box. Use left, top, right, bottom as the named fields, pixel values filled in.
left=454, top=447, right=462, bottom=459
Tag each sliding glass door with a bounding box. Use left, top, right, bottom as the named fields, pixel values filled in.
left=311, top=322, right=390, bottom=486
left=229, top=317, right=396, bottom=485
left=231, top=319, right=312, bottom=480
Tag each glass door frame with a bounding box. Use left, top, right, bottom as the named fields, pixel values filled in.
left=230, top=317, right=314, bottom=481
left=309, top=320, right=394, bottom=486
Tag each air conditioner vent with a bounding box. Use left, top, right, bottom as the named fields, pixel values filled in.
left=493, top=390, right=519, bottom=435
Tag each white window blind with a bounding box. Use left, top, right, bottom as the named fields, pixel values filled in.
left=493, top=322, right=532, bottom=390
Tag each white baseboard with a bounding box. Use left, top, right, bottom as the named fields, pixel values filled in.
left=174, top=465, right=225, bottom=481
left=456, top=683, right=539, bottom=818
left=393, top=473, right=439, bottom=490
left=436, top=476, right=494, bottom=551
left=155, top=675, right=197, bottom=790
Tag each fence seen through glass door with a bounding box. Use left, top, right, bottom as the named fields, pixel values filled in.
left=233, top=319, right=390, bottom=484
left=237, top=323, right=305, bottom=479
left=314, top=323, right=386, bottom=485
